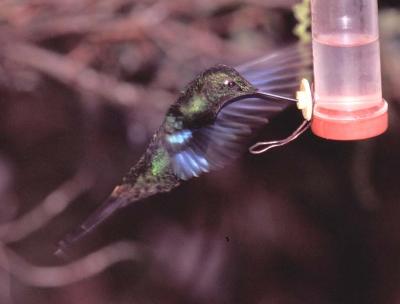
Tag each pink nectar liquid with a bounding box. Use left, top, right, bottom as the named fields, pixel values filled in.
left=313, top=33, right=385, bottom=120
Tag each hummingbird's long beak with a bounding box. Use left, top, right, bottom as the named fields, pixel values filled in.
left=224, top=91, right=298, bottom=107
left=250, top=91, right=298, bottom=103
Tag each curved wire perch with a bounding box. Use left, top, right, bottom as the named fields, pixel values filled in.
left=249, top=120, right=310, bottom=154
left=225, top=91, right=311, bottom=154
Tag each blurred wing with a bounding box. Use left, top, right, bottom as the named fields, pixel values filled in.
left=167, top=44, right=313, bottom=180
left=236, top=43, right=313, bottom=98
left=165, top=96, right=289, bottom=180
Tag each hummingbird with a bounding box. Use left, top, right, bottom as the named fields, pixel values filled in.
left=57, top=44, right=312, bottom=253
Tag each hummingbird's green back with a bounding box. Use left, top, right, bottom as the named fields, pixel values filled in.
left=57, top=44, right=312, bottom=252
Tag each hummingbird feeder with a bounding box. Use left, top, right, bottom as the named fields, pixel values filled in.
left=309, top=0, right=388, bottom=140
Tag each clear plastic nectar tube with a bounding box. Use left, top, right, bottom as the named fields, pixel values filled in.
left=311, top=0, right=388, bottom=140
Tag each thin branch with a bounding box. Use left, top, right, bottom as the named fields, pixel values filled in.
left=0, top=241, right=143, bottom=287
left=0, top=170, right=93, bottom=243
left=351, top=142, right=380, bottom=210
left=88, top=2, right=169, bottom=43
left=1, top=42, right=144, bottom=106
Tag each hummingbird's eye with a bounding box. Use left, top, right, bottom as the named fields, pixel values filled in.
left=224, top=79, right=238, bottom=89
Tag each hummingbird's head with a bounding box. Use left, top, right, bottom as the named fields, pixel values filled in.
left=200, top=64, right=256, bottom=103
left=172, top=65, right=256, bottom=128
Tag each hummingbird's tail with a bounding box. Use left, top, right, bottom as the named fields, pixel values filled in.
left=55, top=194, right=127, bottom=257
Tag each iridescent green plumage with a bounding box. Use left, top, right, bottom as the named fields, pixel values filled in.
left=118, top=64, right=256, bottom=194
left=57, top=65, right=257, bottom=251
left=57, top=45, right=312, bottom=252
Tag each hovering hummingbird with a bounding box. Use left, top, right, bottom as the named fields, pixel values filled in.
left=57, top=44, right=312, bottom=253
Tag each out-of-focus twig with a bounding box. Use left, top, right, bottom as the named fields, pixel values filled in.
left=89, top=1, right=169, bottom=43
left=351, top=142, right=380, bottom=210
left=6, top=2, right=169, bottom=43
left=1, top=42, right=144, bottom=106
left=19, top=13, right=112, bottom=41
left=0, top=170, right=93, bottom=243
left=0, top=241, right=143, bottom=287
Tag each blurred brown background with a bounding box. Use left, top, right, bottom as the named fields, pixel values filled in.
left=0, top=1, right=399, bottom=303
